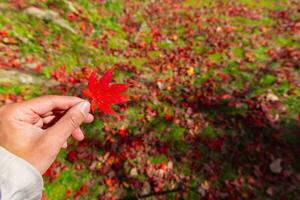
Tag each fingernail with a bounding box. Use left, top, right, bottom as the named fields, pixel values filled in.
left=79, top=101, right=90, bottom=116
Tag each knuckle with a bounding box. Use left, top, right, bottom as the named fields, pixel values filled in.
left=69, top=115, right=80, bottom=129
left=48, top=96, right=57, bottom=107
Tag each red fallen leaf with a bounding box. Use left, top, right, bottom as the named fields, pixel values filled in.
left=158, top=143, right=168, bottom=154
left=154, top=186, right=162, bottom=193
left=278, top=10, right=289, bottom=19
left=83, top=69, right=129, bottom=114
left=10, top=59, right=21, bottom=68
left=66, top=150, right=77, bottom=163
left=118, top=126, right=127, bottom=136
left=0, top=31, right=8, bottom=37
left=105, top=178, right=114, bottom=187
left=219, top=73, right=231, bottom=82
left=67, top=12, right=76, bottom=22
left=33, top=64, right=41, bottom=73
left=41, top=192, right=47, bottom=200
left=267, top=49, right=276, bottom=58
left=207, top=137, right=224, bottom=152
left=65, top=189, right=72, bottom=198
left=164, top=113, right=173, bottom=121
left=74, top=183, right=89, bottom=198
left=43, top=161, right=66, bottom=180
left=120, top=114, right=126, bottom=121
left=159, top=163, right=167, bottom=170
left=131, top=138, right=143, bottom=148
left=225, top=26, right=234, bottom=33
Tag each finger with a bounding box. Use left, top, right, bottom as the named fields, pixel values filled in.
left=42, top=112, right=93, bottom=130
left=84, top=113, right=94, bottom=123
left=43, top=101, right=90, bottom=148
left=43, top=115, right=56, bottom=124
left=43, top=113, right=93, bottom=124
left=41, top=111, right=53, bottom=118
left=22, top=95, right=84, bottom=115
left=34, top=118, right=44, bottom=128
left=72, top=128, right=85, bottom=141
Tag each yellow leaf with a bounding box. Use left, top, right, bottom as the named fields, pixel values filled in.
left=187, top=67, right=194, bottom=76
left=201, top=180, right=210, bottom=190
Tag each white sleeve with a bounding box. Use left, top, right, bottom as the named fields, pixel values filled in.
left=0, top=147, right=43, bottom=200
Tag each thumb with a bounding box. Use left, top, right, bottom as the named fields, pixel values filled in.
left=44, top=101, right=90, bottom=148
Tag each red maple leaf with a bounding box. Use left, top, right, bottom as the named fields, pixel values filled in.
left=83, top=69, right=128, bottom=114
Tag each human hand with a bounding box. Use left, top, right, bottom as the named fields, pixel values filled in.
left=0, top=95, right=93, bottom=174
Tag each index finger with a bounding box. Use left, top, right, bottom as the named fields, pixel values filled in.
left=21, top=95, right=84, bottom=115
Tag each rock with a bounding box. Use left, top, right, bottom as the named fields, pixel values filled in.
left=24, top=7, right=76, bottom=34
left=63, top=0, right=79, bottom=13
left=24, top=7, right=58, bottom=20
left=54, top=18, right=76, bottom=33
left=0, top=69, right=58, bottom=86
left=269, top=158, right=283, bottom=174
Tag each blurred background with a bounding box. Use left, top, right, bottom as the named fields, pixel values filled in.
left=0, top=0, right=299, bottom=199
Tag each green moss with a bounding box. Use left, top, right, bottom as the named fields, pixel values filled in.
left=150, top=154, right=168, bottom=164
left=148, top=50, right=161, bottom=59
left=260, top=74, right=277, bottom=85
left=130, top=58, right=147, bottom=70
left=208, top=53, right=223, bottom=63
left=238, top=0, right=288, bottom=9
left=125, top=107, right=144, bottom=121
left=276, top=81, right=290, bottom=94
left=253, top=47, right=269, bottom=62
left=108, top=37, right=128, bottom=50
left=44, top=169, right=92, bottom=200
left=183, top=0, right=216, bottom=8
left=229, top=16, right=275, bottom=27
left=168, top=125, right=185, bottom=142
left=202, top=125, right=219, bottom=138
left=232, top=47, right=245, bottom=58
left=157, top=40, right=175, bottom=50
left=105, top=1, right=124, bottom=16
left=275, top=36, right=294, bottom=47
left=96, top=55, right=128, bottom=65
